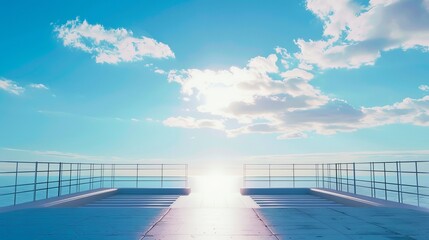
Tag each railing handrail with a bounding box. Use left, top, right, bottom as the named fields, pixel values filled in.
left=0, top=161, right=189, bottom=207
left=244, top=160, right=429, bottom=165
left=243, top=160, right=429, bottom=208
left=0, top=160, right=187, bottom=165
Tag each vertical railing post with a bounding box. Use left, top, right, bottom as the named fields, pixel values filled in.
left=395, top=161, right=401, bottom=203
left=33, top=162, right=39, bottom=201
left=136, top=164, right=139, bottom=188
left=13, top=162, right=19, bottom=205
left=328, top=164, right=331, bottom=189
left=46, top=163, right=50, bottom=199
left=383, top=162, right=387, bottom=200
left=292, top=164, right=295, bottom=188
left=112, top=164, right=115, bottom=188
left=373, top=162, right=377, bottom=198
left=370, top=162, right=374, bottom=198
left=101, top=164, right=104, bottom=188
left=335, top=163, right=338, bottom=191
left=161, top=164, right=164, bottom=188
left=77, top=163, right=81, bottom=192
left=339, top=163, right=342, bottom=191
left=415, top=161, right=420, bottom=206
left=58, top=162, right=62, bottom=197
left=316, top=164, right=319, bottom=188
left=74, top=164, right=78, bottom=192
left=69, top=163, right=72, bottom=194
left=399, top=162, right=403, bottom=203
left=346, top=163, right=349, bottom=193
left=353, top=163, right=356, bottom=194
left=322, top=164, right=325, bottom=188
left=89, top=164, right=93, bottom=190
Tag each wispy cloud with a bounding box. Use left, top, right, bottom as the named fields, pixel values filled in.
left=2, top=147, right=123, bottom=162
left=37, top=110, right=151, bottom=125
left=1, top=147, right=170, bottom=163
left=163, top=116, right=225, bottom=130
left=419, top=85, right=429, bottom=92
left=154, top=68, right=167, bottom=75
left=54, top=17, right=175, bottom=64
left=28, top=83, right=49, bottom=90
left=0, top=78, right=25, bottom=95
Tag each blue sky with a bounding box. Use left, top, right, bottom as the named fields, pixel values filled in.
left=1, top=0, right=429, bottom=171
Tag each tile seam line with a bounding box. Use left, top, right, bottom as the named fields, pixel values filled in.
left=252, top=208, right=280, bottom=240
left=140, top=207, right=172, bottom=240
left=295, top=207, right=352, bottom=238
left=330, top=208, right=402, bottom=236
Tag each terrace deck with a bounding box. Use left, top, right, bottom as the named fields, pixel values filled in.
left=0, top=188, right=428, bottom=240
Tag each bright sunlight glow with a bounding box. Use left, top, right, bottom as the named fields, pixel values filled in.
left=191, top=171, right=239, bottom=195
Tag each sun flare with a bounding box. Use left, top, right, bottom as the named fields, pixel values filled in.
left=192, top=171, right=239, bottom=195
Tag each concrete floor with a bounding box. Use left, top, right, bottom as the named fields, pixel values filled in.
left=256, top=207, right=429, bottom=240
left=1, top=193, right=429, bottom=240
left=0, top=208, right=167, bottom=240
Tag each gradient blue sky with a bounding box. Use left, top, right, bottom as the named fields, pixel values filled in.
left=1, top=0, right=429, bottom=171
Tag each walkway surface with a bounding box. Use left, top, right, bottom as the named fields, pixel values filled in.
left=1, top=193, right=429, bottom=239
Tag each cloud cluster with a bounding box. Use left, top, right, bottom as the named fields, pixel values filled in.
left=29, top=83, right=49, bottom=90
left=160, top=0, right=429, bottom=139
left=0, top=78, right=50, bottom=95
left=363, top=96, right=429, bottom=127
left=47, top=3, right=429, bottom=140
left=168, top=54, right=327, bottom=125
left=163, top=116, right=225, bottom=130
left=164, top=51, right=429, bottom=139
left=419, top=85, right=429, bottom=91
left=0, top=78, right=25, bottom=95
left=296, top=0, right=429, bottom=69
left=54, top=18, right=175, bottom=64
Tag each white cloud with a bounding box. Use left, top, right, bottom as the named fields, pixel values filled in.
left=154, top=69, right=166, bottom=75
left=0, top=78, right=25, bottom=95
left=298, top=62, right=313, bottom=71
left=275, top=46, right=292, bottom=69
left=168, top=54, right=328, bottom=125
left=164, top=51, right=429, bottom=139
left=280, top=68, right=314, bottom=80
left=419, top=85, right=429, bottom=91
left=297, top=0, right=429, bottom=69
left=277, top=132, right=308, bottom=140
left=362, top=96, right=429, bottom=127
left=2, top=147, right=124, bottom=162
left=29, top=83, right=49, bottom=90
left=306, top=0, right=361, bottom=40
left=54, top=17, right=175, bottom=64
left=163, top=116, right=225, bottom=130
left=295, top=38, right=382, bottom=69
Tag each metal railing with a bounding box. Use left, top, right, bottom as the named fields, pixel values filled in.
left=0, top=161, right=188, bottom=207
left=243, top=161, right=429, bottom=208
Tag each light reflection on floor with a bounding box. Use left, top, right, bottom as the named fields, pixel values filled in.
left=171, top=174, right=257, bottom=208
left=144, top=174, right=272, bottom=239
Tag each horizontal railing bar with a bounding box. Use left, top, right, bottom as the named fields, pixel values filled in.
left=0, top=160, right=188, bottom=166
